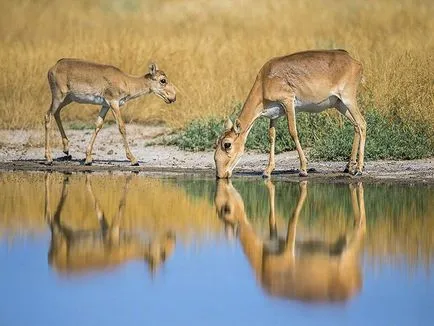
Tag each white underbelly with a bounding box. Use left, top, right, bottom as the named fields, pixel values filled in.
left=261, top=96, right=339, bottom=119
left=69, top=93, right=108, bottom=106
left=261, top=102, right=286, bottom=119
left=295, top=95, right=338, bottom=113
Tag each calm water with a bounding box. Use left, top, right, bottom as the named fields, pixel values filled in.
left=0, top=172, right=433, bottom=326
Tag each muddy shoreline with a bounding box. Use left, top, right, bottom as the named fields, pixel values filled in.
left=0, top=125, right=432, bottom=184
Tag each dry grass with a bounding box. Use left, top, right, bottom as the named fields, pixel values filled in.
left=0, top=0, right=432, bottom=132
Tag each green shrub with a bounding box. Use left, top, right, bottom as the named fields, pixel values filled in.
left=172, top=109, right=434, bottom=160
left=172, top=117, right=224, bottom=151
left=310, top=110, right=434, bottom=160
left=245, top=112, right=339, bottom=153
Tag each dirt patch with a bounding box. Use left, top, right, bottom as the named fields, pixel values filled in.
left=0, top=125, right=432, bottom=184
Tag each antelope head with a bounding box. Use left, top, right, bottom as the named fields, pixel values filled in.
left=214, top=118, right=244, bottom=178
left=147, top=63, right=177, bottom=104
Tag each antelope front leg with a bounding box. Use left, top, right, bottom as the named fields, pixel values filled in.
left=263, top=119, right=276, bottom=178
left=85, top=106, right=110, bottom=165
left=110, top=102, right=138, bottom=166
left=283, top=97, right=308, bottom=177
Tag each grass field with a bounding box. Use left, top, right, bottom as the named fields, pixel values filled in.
left=0, top=0, right=432, bottom=129
left=0, top=0, right=433, bottom=159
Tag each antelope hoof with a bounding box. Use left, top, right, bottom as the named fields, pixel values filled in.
left=84, top=160, right=92, bottom=166
left=344, top=163, right=356, bottom=174
left=58, top=155, right=72, bottom=161
left=45, top=160, right=53, bottom=166
left=131, top=161, right=139, bottom=166
left=352, top=170, right=363, bottom=177
left=299, top=170, right=308, bottom=177
left=344, top=167, right=356, bottom=174
left=262, top=171, right=271, bottom=178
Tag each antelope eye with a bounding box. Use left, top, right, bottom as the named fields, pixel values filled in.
left=223, top=141, right=232, bottom=150
left=160, top=78, right=167, bottom=85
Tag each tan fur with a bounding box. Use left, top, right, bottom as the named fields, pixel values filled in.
left=44, top=59, right=176, bottom=165
left=44, top=173, right=176, bottom=276
left=215, top=179, right=366, bottom=302
left=214, top=49, right=366, bottom=178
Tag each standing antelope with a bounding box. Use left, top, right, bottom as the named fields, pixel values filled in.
left=44, top=59, right=177, bottom=165
left=214, top=179, right=366, bottom=302
left=214, top=49, right=366, bottom=178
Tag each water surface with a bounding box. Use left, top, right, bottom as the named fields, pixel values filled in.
left=0, top=172, right=433, bottom=325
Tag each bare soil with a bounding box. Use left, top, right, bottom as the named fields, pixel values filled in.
left=0, top=125, right=432, bottom=184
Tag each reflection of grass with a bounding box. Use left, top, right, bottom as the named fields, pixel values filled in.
left=1, top=172, right=433, bottom=268
left=0, top=0, right=432, bottom=138
left=0, top=172, right=221, bottom=243
left=176, top=178, right=434, bottom=267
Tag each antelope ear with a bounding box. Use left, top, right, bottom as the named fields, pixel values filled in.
left=148, top=63, right=158, bottom=77
left=224, top=118, right=233, bottom=131
left=233, top=119, right=242, bottom=135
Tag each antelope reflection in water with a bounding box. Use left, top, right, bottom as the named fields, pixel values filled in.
left=215, top=180, right=366, bottom=303
left=44, top=173, right=176, bottom=276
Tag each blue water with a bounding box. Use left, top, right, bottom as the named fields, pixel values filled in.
left=1, top=236, right=433, bottom=326
left=0, top=173, right=433, bottom=326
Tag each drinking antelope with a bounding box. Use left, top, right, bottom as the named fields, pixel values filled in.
left=44, top=173, right=176, bottom=276
left=45, top=59, right=176, bottom=165
left=215, top=180, right=366, bottom=302
left=215, top=49, right=366, bottom=178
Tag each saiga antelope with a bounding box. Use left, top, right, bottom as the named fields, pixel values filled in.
left=44, top=173, right=176, bottom=275
left=214, top=49, right=366, bottom=178
left=214, top=180, right=366, bottom=302
left=44, top=59, right=176, bottom=165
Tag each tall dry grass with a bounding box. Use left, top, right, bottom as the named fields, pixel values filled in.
left=0, top=0, right=433, bottom=132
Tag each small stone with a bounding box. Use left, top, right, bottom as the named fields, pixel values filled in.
left=107, top=149, right=114, bottom=155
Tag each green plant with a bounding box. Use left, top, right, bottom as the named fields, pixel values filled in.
left=171, top=117, right=224, bottom=151
left=174, top=110, right=434, bottom=161
left=67, top=121, right=95, bottom=130
left=245, top=112, right=340, bottom=153
left=310, top=110, right=434, bottom=160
